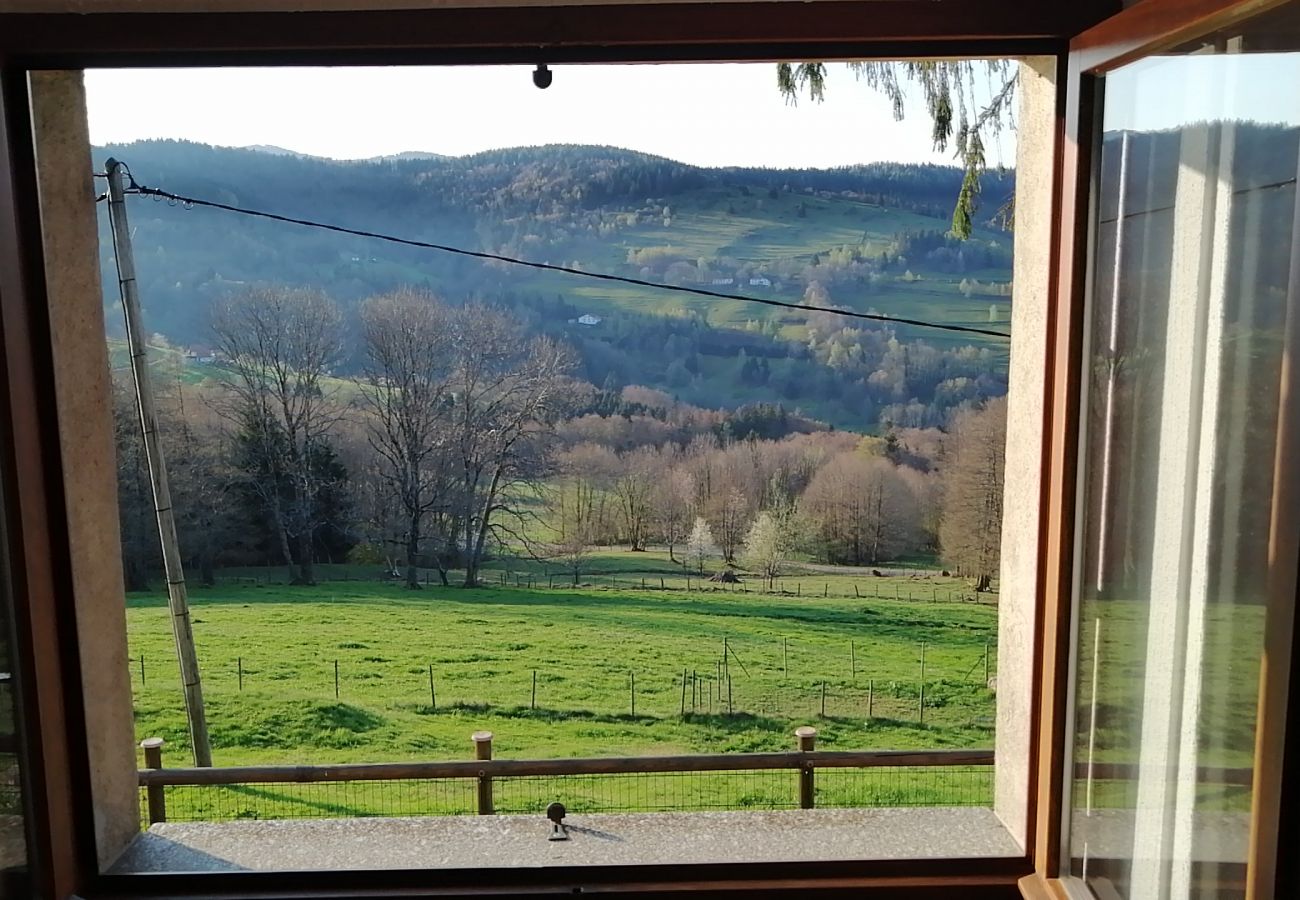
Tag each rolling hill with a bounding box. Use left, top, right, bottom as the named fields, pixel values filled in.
left=93, top=140, right=1015, bottom=431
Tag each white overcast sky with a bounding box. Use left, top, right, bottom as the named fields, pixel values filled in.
left=85, top=63, right=1013, bottom=169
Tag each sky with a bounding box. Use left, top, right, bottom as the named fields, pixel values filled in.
left=84, top=63, right=1014, bottom=170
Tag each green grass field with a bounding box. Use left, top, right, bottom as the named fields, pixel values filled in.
left=127, top=556, right=1000, bottom=820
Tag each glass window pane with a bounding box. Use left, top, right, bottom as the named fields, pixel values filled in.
left=1068, top=9, right=1300, bottom=899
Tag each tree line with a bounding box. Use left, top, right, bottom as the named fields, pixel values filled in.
left=544, top=396, right=1004, bottom=587
left=115, top=286, right=1006, bottom=593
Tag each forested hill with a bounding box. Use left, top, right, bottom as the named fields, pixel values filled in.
left=100, top=140, right=990, bottom=222
left=94, top=139, right=1017, bottom=432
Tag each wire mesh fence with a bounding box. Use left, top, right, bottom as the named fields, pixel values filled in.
left=815, top=765, right=992, bottom=808
left=128, top=654, right=997, bottom=730
left=141, top=765, right=994, bottom=823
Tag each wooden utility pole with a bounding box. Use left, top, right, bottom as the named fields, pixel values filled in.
left=106, top=159, right=212, bottom=767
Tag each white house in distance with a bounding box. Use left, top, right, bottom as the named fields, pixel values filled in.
left=577, top=313, right=602, bottom=326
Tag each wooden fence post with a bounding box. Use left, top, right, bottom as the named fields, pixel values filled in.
left=141, top=737, right=167, bottom=824
left=680, top=668, right=687, bottom=716
left=919, top=643, right=927, bottom=725
left=795, top=726, right=816, bottom=809
left=334, top=659, right=340, bottom=699
left=473, top=731, right=494, bottom=815
left=429, top=664, right=436, bottom=711
left=532, top=670, right=537, bottom=710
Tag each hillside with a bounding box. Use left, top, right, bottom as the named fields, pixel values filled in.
left=94, top=140, right=1015, bottom=431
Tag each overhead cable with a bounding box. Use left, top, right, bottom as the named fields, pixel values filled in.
left=118, top=179, right=1011, bottom=340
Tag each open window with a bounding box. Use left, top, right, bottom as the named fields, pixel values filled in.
left=0, top=1, right=1298, bottom=898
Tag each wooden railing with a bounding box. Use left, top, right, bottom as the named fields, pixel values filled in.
left=136, top=728, right=996, bottom=824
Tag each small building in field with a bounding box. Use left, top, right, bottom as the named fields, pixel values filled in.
left=577, top=314, right=602, bottom=326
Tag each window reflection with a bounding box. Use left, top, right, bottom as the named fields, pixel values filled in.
left=1069, top=11, right=1300, bottom=900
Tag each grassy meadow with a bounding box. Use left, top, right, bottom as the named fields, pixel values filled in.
left=127, top=551, right=1000, bottom=819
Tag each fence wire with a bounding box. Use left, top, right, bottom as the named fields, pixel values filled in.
left=142, top=765, right=993, bottom=823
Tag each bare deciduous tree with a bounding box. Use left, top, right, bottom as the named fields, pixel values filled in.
left=447, top=303, right=574, bottom=587
left=211, top=286, right=344, bottom=585
left=802, top=452, right=921, bottom=565
left=163, top=380, right=240, bottom=587
left=612, top=446, right=657, bottom=551
left=939, top=397, right=1007, bottom=590
left=710, top=487, right=750, bottom=565
left=545, top=463, right=609, bottom=586
left=652, top=464, right=694, bottom=563
left=359, top=288, right=454, bottom=589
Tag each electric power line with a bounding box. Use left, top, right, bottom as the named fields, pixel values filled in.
left=112, top=176, right=1011, bottom=340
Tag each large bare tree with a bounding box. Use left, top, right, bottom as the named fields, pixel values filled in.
left=447, top=303, right=573, bottom=587
left=710, top=486, right=750, bottom=565
left=939, top=396, right=1007, bottom=589
left=651, top=462, right=694, bottom=563
left=162, top=380, right=241, bottom=587
left=611, top=446, right=657, bottom=551
left=211, top=286, right=344, bottom=585
left=802, top=452, right=921, bottom=565
left=545, top=458, right=611, bottom=586
left=358, top=288, right=454, bottom=589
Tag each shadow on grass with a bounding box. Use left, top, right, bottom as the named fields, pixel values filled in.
left=410, top=701, right=793, bottom=733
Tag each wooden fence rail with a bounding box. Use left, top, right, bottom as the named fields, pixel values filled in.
left=137, top=731, right=995, bottom=824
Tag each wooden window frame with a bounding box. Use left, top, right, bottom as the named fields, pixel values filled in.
left=1022, top=1, right=1300, bottom=898
left=1, top=0, right=1296, bottom=897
